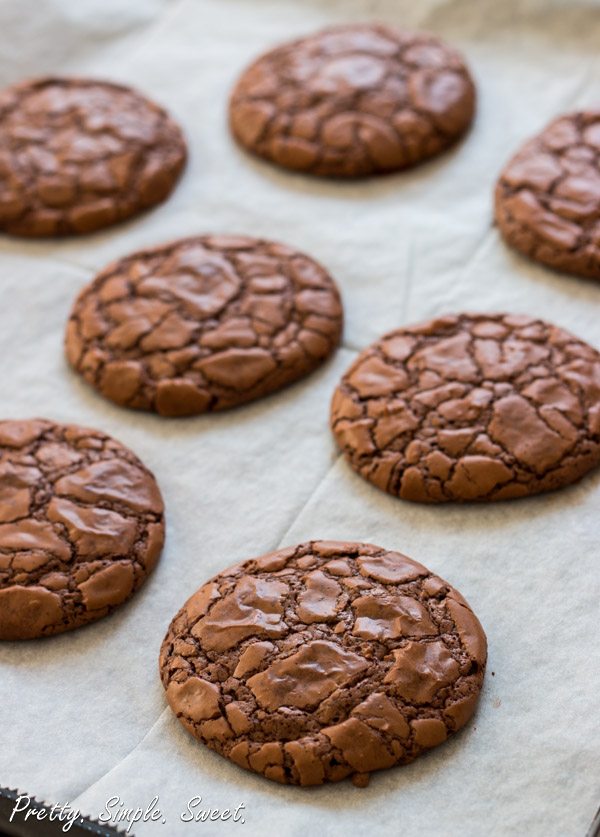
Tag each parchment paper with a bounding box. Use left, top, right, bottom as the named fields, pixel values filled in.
left=1, top=1, right=599, bottom=835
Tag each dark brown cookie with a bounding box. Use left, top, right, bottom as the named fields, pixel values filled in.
left=331, top=313, right=600, bottom=503
left=65, top=235, right=343, bottom=416
left=0, top=419, right=164, bottom=639
left=0, top=77, right=186, bottom=237
left=160, top=540, right=486, bottom=787
left=495, top=111, right=600, bottom=279
left=229, top=23, right=475, bottom=178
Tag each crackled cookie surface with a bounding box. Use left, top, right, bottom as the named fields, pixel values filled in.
left=66, top=235, right=343, bottom=416
left=160, top=541, right=486, bottom=786
left=230, top=24, right=475, bottom=178
left=495, top=112, right=600, bottom=279
left=0, top=419, right=164, bottom=639
left=331, top=314, right=600, bottom=502
left=0, top=77, right=186, bottom=236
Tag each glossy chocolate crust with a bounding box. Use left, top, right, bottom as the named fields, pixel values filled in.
left=160, top=541, right=486, bottom=787
left=495, top=111, right=600, bottom=279
left=0, top=77, right=186, bottom=237
left=229, top=23, right=475, bottom=178
left=331, top=314, right=600, bottom=502
left=65, top=235, right=343, bottom=416
left=0, top=419, right=164, bottom=639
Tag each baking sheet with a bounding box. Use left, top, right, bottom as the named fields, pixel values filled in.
left=1, top=1, right=600, bottom=835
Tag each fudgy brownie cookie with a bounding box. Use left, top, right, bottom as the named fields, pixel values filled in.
left=331, top=314, right=600, bottom=502
left=229, top=23, right=475, bottom=178
left=495, top=111, right=600, bottom=279
left=0, top=77, right=186, bottom=236
left=0, top=419, right=164, bottom=639
left=65, top=235, right=343, bottom=416
left=160, top=541, right=486, bottom=787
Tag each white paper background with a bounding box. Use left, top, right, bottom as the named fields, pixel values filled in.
left=1, top=1, right=599, bottom=835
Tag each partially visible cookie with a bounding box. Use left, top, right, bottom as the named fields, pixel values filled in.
left=160, top=540, right=486, bottom=787
left=331, top=313, right=600, bottom=502
left=0, top=419, right=164, bottom=639
left=65, top=235, right=343, bottom=416
left=229, top=23, right=475, bottom=178
left=495, top=111, right=600, bottom=279
left=0, top=77, right=186, bottom=236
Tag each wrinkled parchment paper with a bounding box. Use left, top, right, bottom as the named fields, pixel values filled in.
left=1, top=1, right=600, bottom=835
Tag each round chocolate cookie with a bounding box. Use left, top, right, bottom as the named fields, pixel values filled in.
left=229, top=24, right=475, bottom=178
left=160, top=540, right=486, bottom=787
left=0, top=419, right=164, bottom=639
left=65, top=235, right=343, bottom=416
left=495, top=111, right=600, bottom=279
left=331, top=314, right=600, bottom=502
left=0, top=77, right=186, bottom=237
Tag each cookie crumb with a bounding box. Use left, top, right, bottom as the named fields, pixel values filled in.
left=352, top=773, right=371, bottom=788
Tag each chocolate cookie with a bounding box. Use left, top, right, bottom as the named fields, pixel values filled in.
left=229, top=24, right=476, bottom=178
left=331, top=314, right=600, bottom=502
left=0, top=419, right=164, bottom=639
left=0, top=77, right=186, bottom=236
left=160, top=540, right=486, bottom=786
left=65, top=235, right=343, bottom=416
left=495, top=112, right=600, bottom=279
